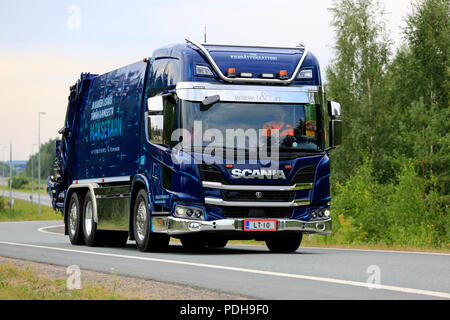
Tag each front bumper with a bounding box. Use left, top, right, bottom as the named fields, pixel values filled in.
left=151, top=216, right=332, bottom=236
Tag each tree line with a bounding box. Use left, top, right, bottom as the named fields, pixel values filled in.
left=325, top=0, right=448, bottom=247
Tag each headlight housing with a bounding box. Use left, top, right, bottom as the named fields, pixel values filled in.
left=310, top=208, right=330, bottom=221
left=174, top=205, right=205, bottom=221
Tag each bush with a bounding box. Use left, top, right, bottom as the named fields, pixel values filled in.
left=0, top=197, right=5, bottom=212
left=325, top=157, right=449, bottom=248
left=8, top=176, right=29, bottom=189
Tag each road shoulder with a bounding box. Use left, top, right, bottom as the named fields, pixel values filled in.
left=0, top=256, right=248, bottom=300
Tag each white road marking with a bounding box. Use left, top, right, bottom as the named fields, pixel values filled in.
left=0, top=240, right=448, bottom=299
left=36, top=225, right=450, bottom=257
left=37, top=225, right=65, bottom=236
left=300, top=246, right=450, bottom=256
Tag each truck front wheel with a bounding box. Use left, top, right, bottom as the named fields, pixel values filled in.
left=265, top=234, right=303, bottom=253
left=67, top=192, right=85, bottom=245
left=133, top=189, right=169, bottom=252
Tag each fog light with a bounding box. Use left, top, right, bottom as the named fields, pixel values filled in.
left=176, top=207, right=185, bottom=216
left=194, top=210, right=202, bottom=218
left=189, top=222, right=200, bottom=231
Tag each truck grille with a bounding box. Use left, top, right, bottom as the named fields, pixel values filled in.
left=292, top=164, right=317, bottom=184
left=198, top=164, right=226, bottom=183
left=221, top=206, right=292, bottom=219
left=222, top=190, right=294, bottom=202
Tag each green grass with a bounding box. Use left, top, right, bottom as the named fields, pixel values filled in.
left=0, top=263, right=134, bottom=300
left=1, top=183, right=47, bottom=195
left=0, top=197, right=60, bottom=222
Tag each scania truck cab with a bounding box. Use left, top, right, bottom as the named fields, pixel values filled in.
left=47, top=38, right=342, bottom=252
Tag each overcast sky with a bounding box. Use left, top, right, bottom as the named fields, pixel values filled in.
left=0, top=0, right=413, bottom=160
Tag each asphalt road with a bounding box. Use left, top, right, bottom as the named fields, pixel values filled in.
left=0, top=219, right=448, bottom=300
left=0, top=177, right=51, bottom=207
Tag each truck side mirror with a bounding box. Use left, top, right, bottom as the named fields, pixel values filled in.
left=327, top=101, right=341, bottom=118
left=329, top=119, right=342, bottom=148
left=146, top=96, right=164, bottom=145
left=148, top=96, right=163, bottom=114
left=327, top=100, right=342, bottom=149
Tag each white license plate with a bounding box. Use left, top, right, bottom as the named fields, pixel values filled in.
left=244, top=219, right=277, bottom=231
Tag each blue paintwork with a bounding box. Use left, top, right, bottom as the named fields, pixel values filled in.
left=48, top=41, right=331, bottom=230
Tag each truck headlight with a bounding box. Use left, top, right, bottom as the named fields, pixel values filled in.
left=174, top=205, right=205, bottom=221
left=310, top=208, right=330, bottom=221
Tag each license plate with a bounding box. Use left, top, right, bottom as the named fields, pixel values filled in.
left=244, top=219, right=277, bottom=231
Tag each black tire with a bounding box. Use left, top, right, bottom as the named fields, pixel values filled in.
left=180, top=235, right=207, bottom=250
left=265, top=234, right=303, bottom=253
left=133, top=189, right=169, bottom=252
left=207, top=238, right=228, bottom=248
left=82, top=191, right=104, bottom=247
left=67, top=192, right=85, bottom=245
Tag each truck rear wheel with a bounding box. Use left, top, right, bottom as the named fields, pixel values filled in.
left=133, top=189, right=169, bottom=252
left=265, top=234, right=303, bottom=253
left=83, top=191, right=104, bottom=247
left=67, top=192, right=85, bottom=245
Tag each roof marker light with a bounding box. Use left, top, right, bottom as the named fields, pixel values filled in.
left=278, top=70, right=288, bottom=80
left=298, top=69, right=313, bottom=79
left=260, top=73, right=275, bottom=79
left=196, top=65, right=213, bottom=76
left=239, top=72, right=253, bottom=78
left=226, top=68, right=236, bottom=78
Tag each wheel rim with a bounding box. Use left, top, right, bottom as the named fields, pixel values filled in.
left=69, top=202, right=77, bottom=235
left=85, top=200, right=93, bottom=236
left=136, top=200, right=147, bottom=241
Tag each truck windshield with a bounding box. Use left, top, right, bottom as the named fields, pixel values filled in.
left=181, top=101, right=324, bottom=152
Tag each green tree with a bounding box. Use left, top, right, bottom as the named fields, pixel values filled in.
left=326, top=0, right=391, bottom=182
left=385, top=0, right=449, bottom=198
left=405, top=0, right=449, bottom=109
left=25, top=138, right=58, bottom=180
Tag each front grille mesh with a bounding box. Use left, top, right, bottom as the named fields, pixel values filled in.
left=292, top=164, right=317, bottom=184
left=198, top=164, right=226, bottom=183
left=222, top=190, right=294, bottom=202
left=220, top=206, right=292, bottom=219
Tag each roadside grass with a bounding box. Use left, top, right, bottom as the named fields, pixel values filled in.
left=228, top=236, right=450, bottom=253
left=0, top=263, right=134, bottom=300
left=1, top=183, right=47, bottom=195
left=0, top=197, right=60, bottom=222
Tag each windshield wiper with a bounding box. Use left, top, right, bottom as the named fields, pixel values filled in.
left=279, top=147, right=324, bottom=154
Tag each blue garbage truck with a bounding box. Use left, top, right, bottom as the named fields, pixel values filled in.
left=47, top=38, right=342, bottom=252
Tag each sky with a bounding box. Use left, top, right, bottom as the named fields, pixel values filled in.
left=0, top=0, right=413, bottom=160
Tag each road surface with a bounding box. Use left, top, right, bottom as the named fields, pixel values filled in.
left=0, top=220, right=448, bottom=300
left=0, top=177, right=51, bottom=207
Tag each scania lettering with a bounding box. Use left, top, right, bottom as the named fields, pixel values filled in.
left=231, top=169, right=287, bottom=180
left=47, top=38, right=342, bottom=252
